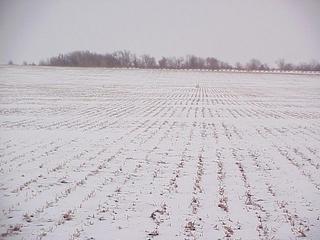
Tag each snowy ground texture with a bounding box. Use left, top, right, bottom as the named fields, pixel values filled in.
left=0, top=66, right=320, bottom=240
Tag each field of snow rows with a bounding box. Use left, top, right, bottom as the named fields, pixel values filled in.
left=0, top=66, right=319, bottom=240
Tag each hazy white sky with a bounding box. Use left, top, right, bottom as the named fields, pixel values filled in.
left=0, top=0, right=319, bottom=65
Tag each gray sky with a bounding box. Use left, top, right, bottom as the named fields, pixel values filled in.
left=0, top=0, right=319, bottom=65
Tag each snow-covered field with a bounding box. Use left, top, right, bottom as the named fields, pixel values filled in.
left=0, top=66, right=320, bottom=240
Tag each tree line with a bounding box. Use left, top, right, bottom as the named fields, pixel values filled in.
left=19, top=50, right=320, bottom=71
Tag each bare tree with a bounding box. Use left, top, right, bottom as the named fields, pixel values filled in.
left=206, top=57, right=219, bottom=69
left=235, top=62, right=243, bottom=70
left=38, top=50, right=318, bottom=72
left=158, top=57, right=168, bottom=69
left=276, top=58, right=286, bottom=70
left=246, top=58, right=262, bottom=70
left=140, top=54, right=156, bottom=68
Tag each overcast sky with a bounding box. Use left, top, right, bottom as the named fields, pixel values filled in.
left=0, top=0, right=319, bottom=65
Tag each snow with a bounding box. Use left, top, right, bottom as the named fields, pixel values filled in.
left=0, top=65, right=319, bottom=239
